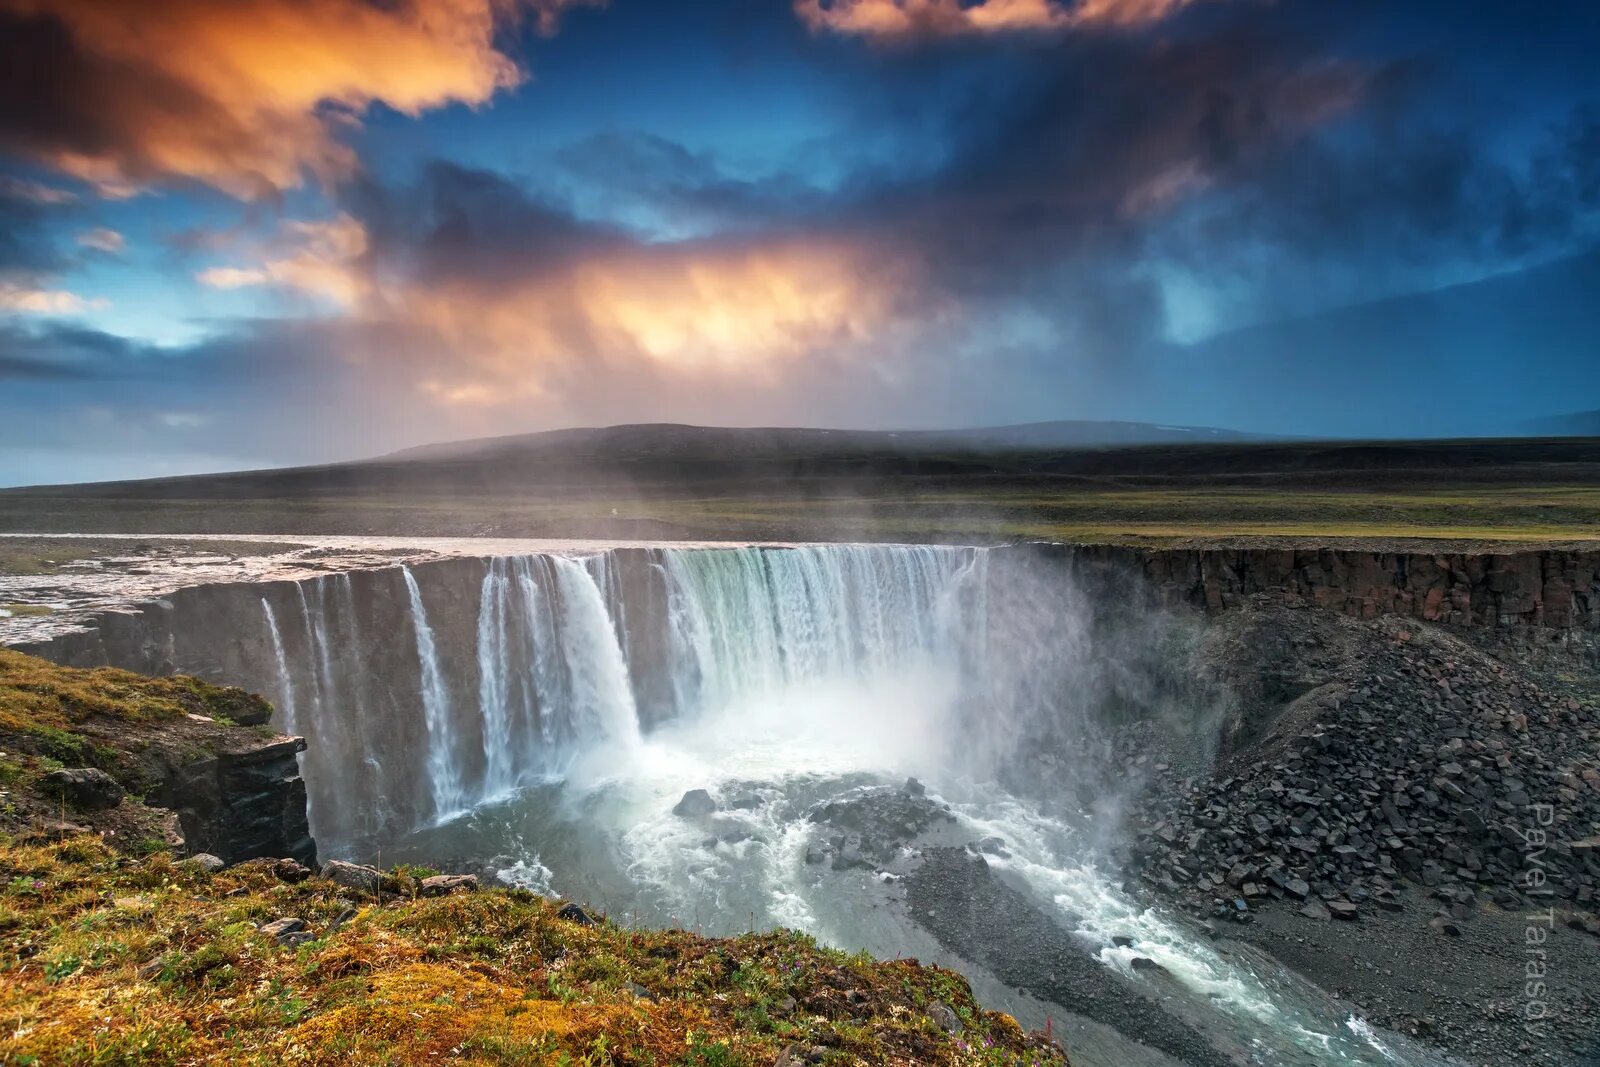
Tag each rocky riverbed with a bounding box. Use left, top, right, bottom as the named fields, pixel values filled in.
left=1116, top=606, right=1600, bottom=1064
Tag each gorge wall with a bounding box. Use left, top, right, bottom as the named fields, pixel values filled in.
left=1050, top=544, right=1600, bottom=629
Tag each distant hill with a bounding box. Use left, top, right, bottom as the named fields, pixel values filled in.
left=385, top=419, right=1275, bottom=463
left=1518, top=410, right=1600, bottom=437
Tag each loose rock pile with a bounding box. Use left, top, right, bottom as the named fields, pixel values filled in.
left=1122, top=611, right=1600, bottom=933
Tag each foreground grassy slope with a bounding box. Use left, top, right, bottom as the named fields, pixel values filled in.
left=0, top=652, right=1066, bottom=1066
left=0, top=838, right=1064, bottom=1066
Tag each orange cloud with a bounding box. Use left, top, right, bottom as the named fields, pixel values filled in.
left=197, top=215, right=369, bottom=306
left=0, top=0, right=602, bottom=199
left=794, top=0, right=1200, bottom=39
left=0, top=283, right=105, bottom=314
left=395, top=238, right=925, bottom=404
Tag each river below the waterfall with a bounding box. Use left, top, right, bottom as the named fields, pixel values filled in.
left=3, top=535, right=1467, bottom=1066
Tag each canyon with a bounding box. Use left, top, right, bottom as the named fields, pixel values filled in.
left=3, top=534, right=1598, bottom=1066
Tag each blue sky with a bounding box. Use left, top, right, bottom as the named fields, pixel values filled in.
left=0, top=0, right=1597, bottom=485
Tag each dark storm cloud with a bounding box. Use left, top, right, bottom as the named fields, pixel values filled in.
left=553, top=130, right=831, bottom=233
left=347, top=160, right=629, bottom=289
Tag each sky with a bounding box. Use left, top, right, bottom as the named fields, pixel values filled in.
left=1, top=0, right=1597, bottom=485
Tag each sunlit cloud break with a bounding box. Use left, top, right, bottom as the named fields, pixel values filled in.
left=0, top=0, right=602, bottom=199
left=795, top=0, right=1203, bottom=39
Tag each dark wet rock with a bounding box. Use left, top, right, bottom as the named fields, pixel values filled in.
left=557, top=902, right=597, bottom=925
left=807, top=786, right=957, bottom=866
left=674, top=789, right=717, bottom=818
left=1129, top=957, right=1169, bottom=976
left=41, top=767, right=124, bottom=810
left=831, top=842, right=869, bottom=871
left=904, top=777, right=926, bottom=796
left=976, top=836, right=1010, bottom=858
left=420, top=873, right=479, bottom=897
left=1111, top=934, right=1135, bottom=948
left=907, top=847, right=1234, bottom=1067
left=322, top=859, right=381, bottom=894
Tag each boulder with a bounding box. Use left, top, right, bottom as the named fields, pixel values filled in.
left=322, top=859, right=382, bottom=894
left=673, top=789, right=717, bottom=818
left=419, top=874, right=479, bottom=897
left=180, top=853, right=226, bottom=873
left=928, top=1001, right=963, bottom=1034
left=1299, top=898, right=1331, bottom=921
left=41, top=767, right=124, bottom=810
left=272, top=858, right=312, bottom=883
left=557, top=902, right=597, bottom=926
left=259, top=917, right=305, bottom=939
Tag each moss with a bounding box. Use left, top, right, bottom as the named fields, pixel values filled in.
left=0, top=649, right=271, bottom=737
left=0, top=836, right=1070, bottom=1066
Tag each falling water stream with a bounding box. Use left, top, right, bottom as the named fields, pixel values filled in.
left=250, top=544, right=1452, bottom=1066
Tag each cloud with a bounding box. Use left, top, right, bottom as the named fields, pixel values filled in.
left=196, top=215, right=368, bottom=306
left=75, top=227, right=123, bottom=254
left=0, top=0, right=603, bottom=199
left=794, top=0, right=1202, bottom=40
left=0, top=283, right=104, bottom=314
left=345, top=163, right=932, bottom=401
left=0, top=175, right=76, bottom=204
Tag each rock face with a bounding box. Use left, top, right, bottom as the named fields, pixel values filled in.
left=1055, top=545, right=1600, bottom=629
left=40, top=767, right=125, bottom=810
left=155, top=736, right=315, bottom=867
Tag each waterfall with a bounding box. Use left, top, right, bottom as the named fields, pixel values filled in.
left=660, top=545, right=986, bottom=717
left=260, top=596, right=296, bottom=734
left=294, top=583, right=326, bottom=717
left=549, top=555, right=642, bottom=757
left=403, top=566, right=466, bottom=819
left=471, top=555, right=641, bottom=792
left=477, top=560, right=516, bottom=795
left=283, top=545, right=986, bottom=841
